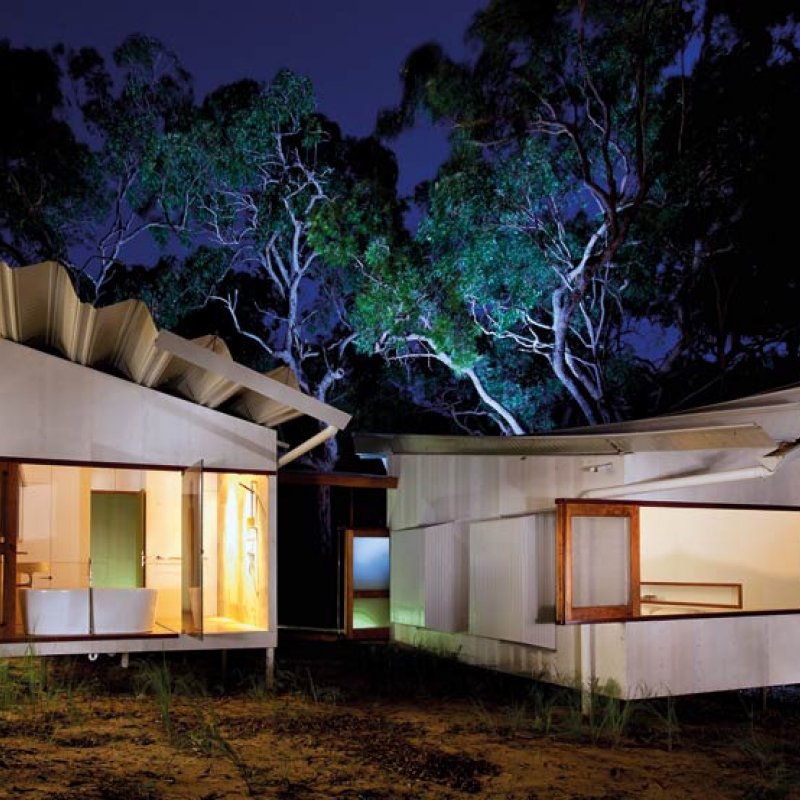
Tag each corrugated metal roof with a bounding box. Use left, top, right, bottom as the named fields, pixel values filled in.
left=0, top=261, right=317, bottom=428
left=354, top=423, right=776, bottom=457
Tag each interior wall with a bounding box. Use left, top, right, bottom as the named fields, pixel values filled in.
left=20, top=465, right=186, bottom=599
left=640, top=506, right=800, bottom=610
left=19, top=465, right=88, bottom=589
left=203, top=478, right=218, bottom=618
left=143, top=470, right=182, bottom=625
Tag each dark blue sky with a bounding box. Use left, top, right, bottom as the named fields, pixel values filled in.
left=1, top=0, right=486, bottom=194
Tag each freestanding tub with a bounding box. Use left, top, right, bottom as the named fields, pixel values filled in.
left=19, top=588, right=158, bottom=636
left=92, top=588, right=157, bottom=634
left=19, top=588, right=90, bottom=636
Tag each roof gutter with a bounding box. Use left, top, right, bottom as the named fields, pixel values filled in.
left=581, top=440, right=800, bottom=499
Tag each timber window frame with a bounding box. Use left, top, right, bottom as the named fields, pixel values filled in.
left=556, top=497, right=800, bottom=624
left=556, top=500, right=640, bottom=623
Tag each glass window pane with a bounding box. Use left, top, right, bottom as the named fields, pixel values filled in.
left=572, top=516, right=629, bottom=607
left=353, top=537, right=390, bottom=591
left=353, top=597, right=390, bottom=629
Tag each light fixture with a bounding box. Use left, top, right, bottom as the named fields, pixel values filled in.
left=584, top=462, right=614, bottom=473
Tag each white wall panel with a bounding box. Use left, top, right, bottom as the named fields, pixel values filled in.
left=390, top=527, right=425, bottom=626
left=468, top=514, right=555, bottom=649
left=393, top=622, right=590, bottom=691
left=390, top=451, right=624, bottom=532
left=456, top=457, right=501, bottom=522
left=424, top=522, right=468, bottom=632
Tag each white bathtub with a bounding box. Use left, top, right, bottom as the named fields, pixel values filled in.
left=19, top=588, right=158, bottom=636
left=19, top=588, right=90, bottom=636
left=93, top=588, right=157, bottom=634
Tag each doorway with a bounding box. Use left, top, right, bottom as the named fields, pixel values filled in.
left=344, top=527, right=390, bottom=639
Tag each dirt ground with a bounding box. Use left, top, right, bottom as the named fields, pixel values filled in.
left=1, top=641, right=800, bottom=799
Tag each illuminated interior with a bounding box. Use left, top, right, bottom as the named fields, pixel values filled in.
left=558, top=499, right=800, bottom=623
left=351, top=535, right=390, bottom=630
left=12, top=463, right=269, bottom=638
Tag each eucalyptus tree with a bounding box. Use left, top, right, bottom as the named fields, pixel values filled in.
left=365, top=0, right=693, bottom=428
left=150, top=71, right=403, bottom=468
left=66, top=34, right=195, bottom=301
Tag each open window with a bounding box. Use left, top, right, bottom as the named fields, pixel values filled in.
left=557, top=498, right=800, bottom=623
left=0, top=461, right=271, bottom=643
left=557, top=501, right=640, bottom=623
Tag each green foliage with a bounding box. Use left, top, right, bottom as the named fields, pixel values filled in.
left=363, top=0, right=695, bottom=426
left=363, top=0, right=800, bottom=427
left=134, top=656, right=177, bottom=734
left=4, top=5, right=799, bottom=433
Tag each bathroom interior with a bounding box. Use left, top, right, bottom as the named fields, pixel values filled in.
left=6, top=463, right=269, bottom=639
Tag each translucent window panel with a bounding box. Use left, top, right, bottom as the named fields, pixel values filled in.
left=353, top=597, right=390, bottom=629
left=353, top=537, right=390, bottom=592
left=571, top=516, right=630, bottom=607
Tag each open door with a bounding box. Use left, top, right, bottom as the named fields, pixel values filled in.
left=182, top=460, right=204, bottom=638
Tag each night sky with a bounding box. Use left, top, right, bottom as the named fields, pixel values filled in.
left=1, top=0, right=486, bottom=195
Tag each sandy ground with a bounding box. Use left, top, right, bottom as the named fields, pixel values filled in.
left=1, top=642, right=800, bottom=799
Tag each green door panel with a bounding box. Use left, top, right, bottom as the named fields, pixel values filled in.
left=90, top=492, right=144, bottom=588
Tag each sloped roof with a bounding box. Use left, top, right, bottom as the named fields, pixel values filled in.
left=0, top=261, right=340, bottom=429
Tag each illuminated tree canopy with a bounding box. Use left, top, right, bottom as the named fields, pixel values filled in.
left=361, top=0, right=800, bottom=429
left=1, top=0, right=799, bottom=446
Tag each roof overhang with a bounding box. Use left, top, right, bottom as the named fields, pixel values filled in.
left=154, top=330, right=350, bottom=430
left=0, top=262, right=350, bottom=456
left=354, top=423, right=776, bottom=458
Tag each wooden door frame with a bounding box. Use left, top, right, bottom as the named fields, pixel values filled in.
left=0, top=463, right=20, bottom=636
left=343, top=527, right=390, bottom=640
